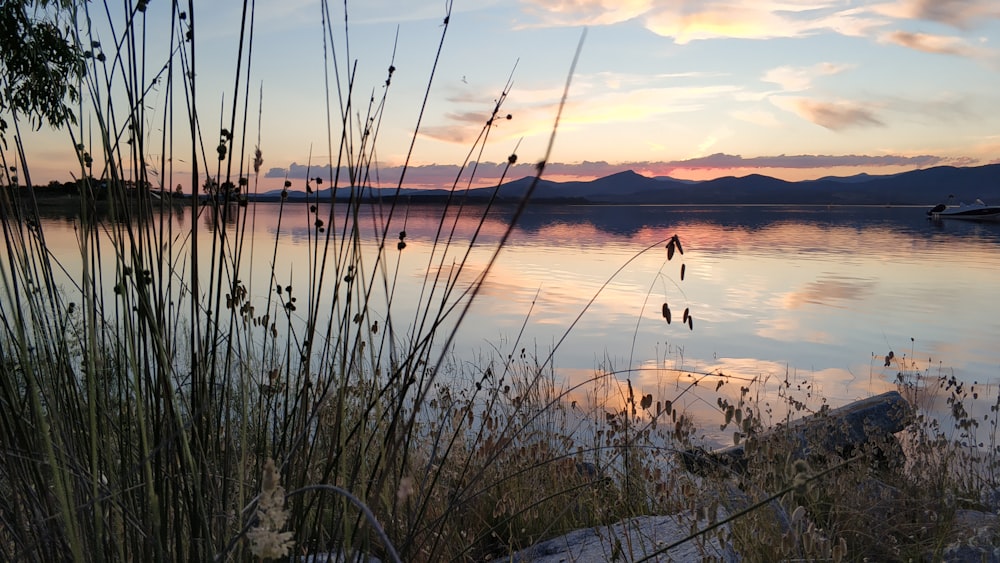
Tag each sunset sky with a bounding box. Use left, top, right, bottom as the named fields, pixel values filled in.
left=19, top=0, right=1000, bottom=190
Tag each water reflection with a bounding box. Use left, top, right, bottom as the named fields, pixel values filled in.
left=782, top=275, right=876, bottom=310
left=33, top=202, right=1000, bottom=445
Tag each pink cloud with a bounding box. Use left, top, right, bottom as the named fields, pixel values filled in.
left=418, top=124, right=480, bottom=144
left=884, top=0, right=1000, bottom=28
left=881, top=30, right=984, bottom=57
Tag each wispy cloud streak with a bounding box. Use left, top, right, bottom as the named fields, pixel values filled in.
left=771, top=97, right=884, bottom=130
left=881, top=31, right=985, bottom=57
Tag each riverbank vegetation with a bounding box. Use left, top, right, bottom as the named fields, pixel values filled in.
left=2, top=2, right=999, bottom=561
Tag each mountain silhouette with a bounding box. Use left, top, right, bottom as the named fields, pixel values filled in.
left=478, top=164, right=1000, bottom=205
left=258, top=163, right=1000, bottom=206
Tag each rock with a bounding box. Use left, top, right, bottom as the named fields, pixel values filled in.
left=980, top=487, right=1000, bottom=513
left=938, top=542, right=1000, bottom=563
left=681, top=391, right=913, bottom=475
left=493, top=512, right=739, bottom=562
left=935, top=509, right=1000, bottom=563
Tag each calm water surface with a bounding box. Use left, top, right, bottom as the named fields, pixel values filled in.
left=37, top=203, right=1000, bottom=444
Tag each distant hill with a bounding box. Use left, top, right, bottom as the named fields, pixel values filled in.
left=256, top=163, right=1000, bottom=206
left=476, top=164, right=1000, bottom=206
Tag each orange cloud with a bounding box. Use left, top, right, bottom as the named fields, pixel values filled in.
left=644, top=3, right=817, bottom=44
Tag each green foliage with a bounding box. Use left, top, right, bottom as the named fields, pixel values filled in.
left=0, top=0, right=85, bottom=135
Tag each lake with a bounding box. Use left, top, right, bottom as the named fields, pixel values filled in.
left=33, top=201, right=1000, bottom=446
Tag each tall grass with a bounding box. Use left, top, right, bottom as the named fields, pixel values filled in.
left=5, top=2, right=999, bottom=562
left=0, top=2, right=696, bottom=561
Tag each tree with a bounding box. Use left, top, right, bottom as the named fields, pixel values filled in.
left=0, top=1, right=85, bottom=139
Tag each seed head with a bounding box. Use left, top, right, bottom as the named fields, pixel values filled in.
left=246, top=459, right=294, bottom=559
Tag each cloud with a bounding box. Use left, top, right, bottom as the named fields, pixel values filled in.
left=418, top=125, right=480, bottom=144
left=697, top=134, right=721, bottom=154
left=643, top=1, right=830, bottom=44
left=772, top=90, right=977, bottom=132
left=265, top=163, right=338, bottom=181
left=877, top=0, right=1000, bottom=28
left=335, top=0, right=505, bottom=25
left=663, top=152, right=943, bottom=170
left=816, top=7, right=889, bottom=37
left=880, top=30, right=985, bottom=57
left=881, top=93, right=977, bottom=123
left=761, top=63, right=853, bottom=92
left=587, top=71, right=724, bottom=91
left=781, top=276, right=876, bottom=310
left=415, top=78, right=746, bottom=152
left=518, top=1, right=889, bottom=43
left=265, top=161, right=515, bottom=188
left=755, top=316, right=834, bottom=344
left=515, top=153, right=947, bottom=179
left=518, top=0, right=652, bottom=27
left=568, top=85, right=740, bottom=124
left=516, top=0, right=1000, bottom=58
left=418, top=110, right=491, bottom=143
left=263, top=153, right=950, bottom=188
left=729, top=109, right=782, bottom=127
left=772, top=97, right=884, bottom=130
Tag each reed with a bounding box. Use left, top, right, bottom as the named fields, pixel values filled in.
left=3, top=2, right=998, bottom=562
left=0, top=2, right=682, bottom=561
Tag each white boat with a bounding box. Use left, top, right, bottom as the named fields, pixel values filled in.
left=927, top=198, right=1000, bottom=221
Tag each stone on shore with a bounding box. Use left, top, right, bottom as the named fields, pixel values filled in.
left=681, top=390, right=913, bottom=475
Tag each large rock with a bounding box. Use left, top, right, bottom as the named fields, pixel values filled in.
left=681, top=391, right=913, bottom=475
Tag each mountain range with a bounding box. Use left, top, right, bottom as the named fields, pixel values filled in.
left=266, top=163, right=1000, bottom=206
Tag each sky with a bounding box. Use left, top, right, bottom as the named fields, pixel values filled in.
left=15, top=0, right=1000, bottom=190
